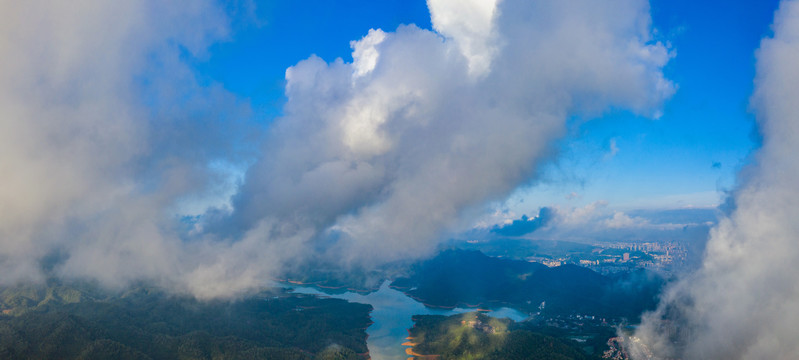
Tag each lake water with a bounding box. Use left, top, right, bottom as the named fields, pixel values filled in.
left=288, top=281, right=529, bottom=360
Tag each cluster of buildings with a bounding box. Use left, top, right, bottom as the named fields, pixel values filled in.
left=527, top=241, right=688, bottom=275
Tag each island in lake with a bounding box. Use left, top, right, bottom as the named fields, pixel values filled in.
left=406, top=312, right=597, bottom=360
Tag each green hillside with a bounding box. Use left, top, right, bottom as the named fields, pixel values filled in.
left=407, top=312, right=593, bottom=360
left=0, top=282, right=371, bottom=360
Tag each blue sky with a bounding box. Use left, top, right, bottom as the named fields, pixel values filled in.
left=3, top=0, right=799, bottom=352
left=196, top=0, right=432, bottom=118
left=194, top=0, right=781, bottom=219
left=3, top=0, right=798, bottom=305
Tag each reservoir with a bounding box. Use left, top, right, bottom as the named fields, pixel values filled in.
left=288, top=281, right=529, bottom=360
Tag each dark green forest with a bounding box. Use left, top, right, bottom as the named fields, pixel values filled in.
left=391, top=249, right=663, bottom=320
left=0, top=282, right=371, bottom=360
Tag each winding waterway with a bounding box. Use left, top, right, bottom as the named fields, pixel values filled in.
left=288, top=281, right=528, bottom=360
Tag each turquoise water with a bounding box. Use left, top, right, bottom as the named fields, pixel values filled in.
left=289, top=281, right=529, bottom=360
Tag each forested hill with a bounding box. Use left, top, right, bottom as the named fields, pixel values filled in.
left=391, top=249, right=664, bottom=320
left=0, top=282, right=371, bottom=360
left=407, top=312, right=594, bottom=360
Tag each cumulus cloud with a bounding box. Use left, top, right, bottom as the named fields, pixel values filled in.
left=605, top=211, right=649, bottom=229
left=490, top=207, right=554, bottom=236
left=557, top=201, right=611, bottom=226
left=632, top=1, right=799, bottom=358
left=0, top=0, right=250, bottom=291
left=507, top=203, right=715, bottom=245
left=426, top=0, right=500, bottom=76
left=0, top=0, right=673, bottom=298
left=228, top=0, right=674, bottom=274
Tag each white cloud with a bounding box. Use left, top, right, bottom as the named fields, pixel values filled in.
left=427, top=0, right=500, bottom=76
left=604, top=138, right=620, bottom=160
left=604, top=211, right=648, bottom=228
left=556, top=201, right=609, bottom=226
left=633, top=1, right=799, bottom=358
left=547, top=203, right=691, bottom=231
left=486, top=203, right=714, bottom=246
left=351, top=29, right=387, bottom=78
left=230, top=0, right=674, bottom=272
left=0, top=0, right=673, bottom=298
left=0, top=0, right=251, bottom=292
